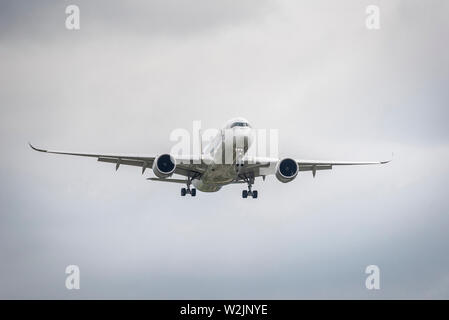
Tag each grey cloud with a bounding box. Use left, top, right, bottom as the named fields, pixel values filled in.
left=0, top=0, right=275, bottom=42
left=1, top=0, right=449, bottom=299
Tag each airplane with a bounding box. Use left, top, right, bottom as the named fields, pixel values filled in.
left=29, top=117, right=391, bottom=198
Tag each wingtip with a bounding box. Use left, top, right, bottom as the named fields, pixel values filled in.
left=28, top=142, right=46, bottom=152
left=380, top=152, right=394, bottom=164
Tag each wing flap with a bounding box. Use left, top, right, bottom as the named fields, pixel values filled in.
left=97, top=157, right=153, bottom=168
left=298, top=164, right=332, bottom=171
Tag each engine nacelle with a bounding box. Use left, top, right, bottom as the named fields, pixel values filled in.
left=152, top=154, right=176, bottom=178
left=275, top=158, right=299, bottom=183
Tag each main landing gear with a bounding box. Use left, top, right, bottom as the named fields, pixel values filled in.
left=242, top=177, right=258, bottom=199
left=181, top=187, right=196, bottom=197
left=181, top=176, right=196, bottom=197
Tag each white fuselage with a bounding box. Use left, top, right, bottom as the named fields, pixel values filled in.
left=192, top=125, right=254, bottom=192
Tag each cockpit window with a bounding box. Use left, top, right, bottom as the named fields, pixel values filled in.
left=230, top=122, right=249, bottom=128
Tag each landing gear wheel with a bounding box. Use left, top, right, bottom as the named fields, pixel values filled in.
left=191, top=188, right=196, bottom=197
left=181, top=188, right=187, bottom=196
left=242, top=176, right=257, bottom=199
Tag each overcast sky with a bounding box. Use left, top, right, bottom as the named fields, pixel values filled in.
left=1, top=0, right=449, bottom=299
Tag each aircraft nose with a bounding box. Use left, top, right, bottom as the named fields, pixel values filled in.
left=233, top=126, right=251, bottom=135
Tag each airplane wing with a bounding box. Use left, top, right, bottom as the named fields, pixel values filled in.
left=29, top=143, right=204, bottom=177
left=238, top=156, right=391, bottom=179
left=294, top=158, right=390, bottom=177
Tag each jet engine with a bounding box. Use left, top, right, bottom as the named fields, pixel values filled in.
left=275, top=158, right=299, bottom=183
left=152, top=154, right=176, bottom=178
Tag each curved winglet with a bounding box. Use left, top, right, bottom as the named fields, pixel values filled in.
left=29, top=142, right=47, bottom=153
left=380, top=152, right=394, bottom=164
